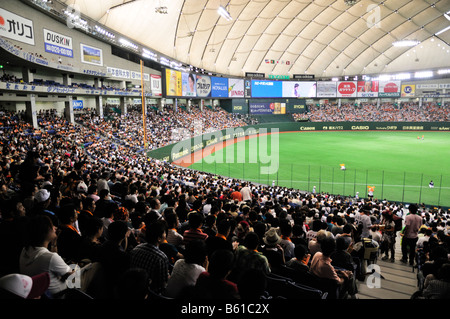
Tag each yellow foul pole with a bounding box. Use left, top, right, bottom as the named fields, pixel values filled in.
left=140, top=60, right=147, bottom=148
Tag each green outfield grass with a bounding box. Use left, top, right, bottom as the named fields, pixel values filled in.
left=188, top=131, right=450, bottom=207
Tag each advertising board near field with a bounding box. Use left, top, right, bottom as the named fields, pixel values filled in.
left=316, top=82, right=337, bottom=98
left=378, top=81, right=401, bottom=97
left=196, top=75, right=211, bottom=97
left=228, top=78, right=245, bottom=98
left=337, top=81, right=357, bottom=97
left=0, top=8, right=35, bottom=45
left=401, top=84, right=415, bottom=97
left=43, top=29, right=73, bottom=58
left=357, top=81, right=379, bottom=97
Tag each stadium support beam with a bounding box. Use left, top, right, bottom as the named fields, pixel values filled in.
left=25, top=94, right=38, bottom=129
left=96, top=96, right=104, bottom=118
left=22, top=67, right=34, bottom=84
left=64, top=96, right=74, bottom=124
left=120, top=97, right=127, bottom=115
left=157, top=98, right=164, bottom=111
left=62, top=74, right=71, bottom=87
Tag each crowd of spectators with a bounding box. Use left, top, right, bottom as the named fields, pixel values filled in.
left=293, top=102, right=450, bottom=122
left=0, top=106, right=448, bottom=300
left=75, top=104, right=247, bottom=151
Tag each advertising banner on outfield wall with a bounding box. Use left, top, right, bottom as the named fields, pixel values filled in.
left=357, top=81, right=379, bottom=97
left=166, top=69, right=182, bottom=96
left=401, top=84, right=415, bottom=97
left=211, top=77, right=228, bottom=98
left=378, top=81, right=401, bottom=97
left=151, top=74, right=162, bottom=96
left=182, top=73, right=196, bottom=97
left=80, top=43, right=103, bottom=66
left=0, top=8, right=35, bottom=45
left=337, top=81, right=357, bottom=97
left=43, top=29, right=73, bottom=58
left=228, top=78, right=245, bottom=98
left=196, top=75, right=211, bottom=97
left=317, top=82, right=337, bottom=98
left=249, top=102, right=286, bottom=114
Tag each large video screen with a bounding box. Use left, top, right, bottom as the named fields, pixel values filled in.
left=251, top=80, right=283, bottom=98
left=251, top=80, right=317, bottom=98
left=282, top=81, right=316, bottom=98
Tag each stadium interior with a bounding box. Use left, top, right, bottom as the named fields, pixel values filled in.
left=0, top=0, right=449, bottom=306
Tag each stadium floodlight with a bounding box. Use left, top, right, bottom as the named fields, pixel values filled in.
left=119, top=38, right=138, bottom=50
left=414, top=71, right=433, bottom=78
left=218, top=5, right=232, bottom=21
left=392, top=40, right=420, bottom=47
left=379, top=74, right=391, bottom=81
left=435, top=25, right=450, bottom=36
left=394, top=73, right=411, bottom=80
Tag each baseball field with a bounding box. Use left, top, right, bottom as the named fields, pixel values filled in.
left=188, top=131, right=450, bottom=207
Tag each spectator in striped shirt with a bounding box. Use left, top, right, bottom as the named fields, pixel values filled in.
left=182, top=212, right=208, bottom=246
left=130, top=220, right=169, bottom=295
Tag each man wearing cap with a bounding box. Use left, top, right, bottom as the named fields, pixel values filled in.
left=32, top=188, right=58, bottom=227
left=0, top=272, right=50, bottom=299
left=261, top=227, right=285, bottom=270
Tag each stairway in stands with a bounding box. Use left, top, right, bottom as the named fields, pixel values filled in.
left=356, top=234, right=419, bottom=299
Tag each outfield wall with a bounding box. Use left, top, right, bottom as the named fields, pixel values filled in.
left=147, top=121, right=450, bottom=163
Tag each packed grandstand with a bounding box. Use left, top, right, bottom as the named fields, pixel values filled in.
left=0, top=101, right=449, bottom=301
left=0, top=0, right=449, bottom=306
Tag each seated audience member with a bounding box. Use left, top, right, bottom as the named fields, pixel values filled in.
left=231, top=232, right=271, bottom=282
left=237, top=268, right=268, bottom=300
left=99, top=221, right=131, bottom=297
left=56, top=203, right=82, bottom=263
left=78, top=217, right=104, bottom=262
left=330, top=236, right=356, bottom=272
left=310, top=236, right=355, bottom=298
left=165, top=212, right=184, bottom=249
left=130, top=219, right=169, bottom=295
left=261, top=227, right=285, bottom=271
left=205, top=218, right=233, bottom=258
left=192, top=249, right=239, bottom=299
left=164, top=240, right=208, bottom=298
left=422, top=263, right=450, bottom=299
left=285, top=244, right=310, bottom=273
left=182, top=212, right=208, bottom=245
left=279, top=221, right=295, bottom=261
left=78, top=197, right=96, bottom=235
left=19, top=215, right=74, bottom=297
left=114, top=268, right=149, bottom=300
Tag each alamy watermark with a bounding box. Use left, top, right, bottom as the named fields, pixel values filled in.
left=169, top=120, right=280, bottom=175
